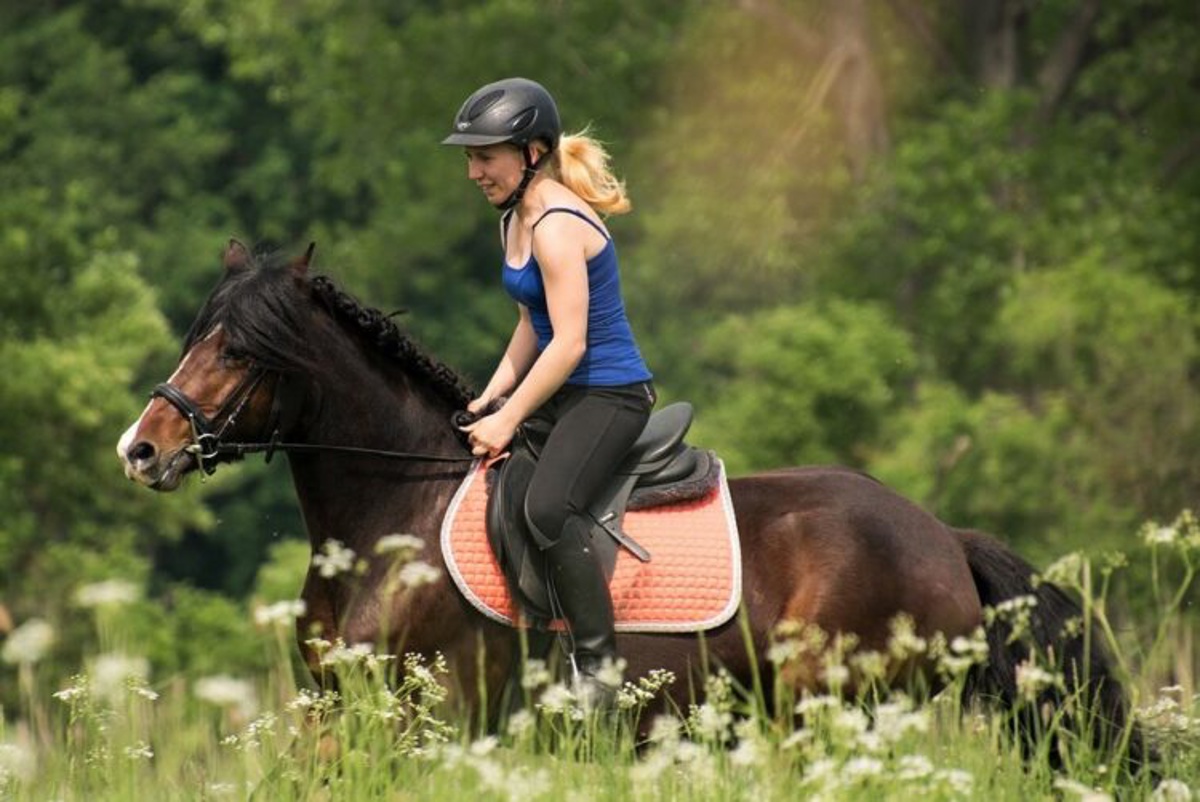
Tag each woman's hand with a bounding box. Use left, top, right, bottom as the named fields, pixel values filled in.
left=459, top=412, right=517, bottom=458
left=466, top=396, right=490, bottom=415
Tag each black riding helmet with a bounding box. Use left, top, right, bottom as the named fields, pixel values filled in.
left=442, top=77, right=562, bottom=209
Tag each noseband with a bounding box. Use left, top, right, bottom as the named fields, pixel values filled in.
left=151, top=367, right=271, bottom=475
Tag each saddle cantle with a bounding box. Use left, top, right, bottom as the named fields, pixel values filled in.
left=484, top=402, right=721, bottom=626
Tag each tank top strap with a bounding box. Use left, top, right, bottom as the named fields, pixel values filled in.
left=500, top=208, right=516, bottom=249
left=531, top=207, right=610, bottom=241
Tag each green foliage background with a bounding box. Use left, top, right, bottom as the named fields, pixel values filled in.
left=2, top=0, right=1198, bottom=694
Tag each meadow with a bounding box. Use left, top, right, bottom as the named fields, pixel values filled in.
left=3, top=512, right=1199, bottom=802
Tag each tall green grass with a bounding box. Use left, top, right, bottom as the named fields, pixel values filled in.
left=3, top=514, right=1199, bottom=800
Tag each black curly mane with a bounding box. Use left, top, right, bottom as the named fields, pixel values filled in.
left=309, top=275, right=473, bottom=410
left=184, top=249, right=473, bottom=411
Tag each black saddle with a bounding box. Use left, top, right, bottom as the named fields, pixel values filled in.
left=482, top=402, right=719, bottom=627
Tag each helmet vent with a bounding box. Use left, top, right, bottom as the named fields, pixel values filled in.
left=465, top=90, right=505, bottom=121
left=509, top=107, right=537, bottom=133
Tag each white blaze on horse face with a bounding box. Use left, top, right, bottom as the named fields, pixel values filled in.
left=117, top=326, right=223, bottom=475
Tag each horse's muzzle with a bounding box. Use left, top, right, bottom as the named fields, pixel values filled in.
left=118, top=432, right=196, bottom=492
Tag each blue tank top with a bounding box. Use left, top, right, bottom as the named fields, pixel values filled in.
left=501, top=208, right=652, bottom=387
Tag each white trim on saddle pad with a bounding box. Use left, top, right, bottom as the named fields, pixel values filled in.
left=439, top=457, right=743, bottom=634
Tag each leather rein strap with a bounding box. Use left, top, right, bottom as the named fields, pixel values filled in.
left=151, top=368, right=475, bottom=473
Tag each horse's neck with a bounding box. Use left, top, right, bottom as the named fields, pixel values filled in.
left=287, top=371, right=464, bottom=554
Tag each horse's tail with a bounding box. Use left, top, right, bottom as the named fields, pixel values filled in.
left=954, top=528, right=1149, bottom=772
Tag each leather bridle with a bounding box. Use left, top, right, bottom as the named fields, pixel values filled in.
left=150, top=364, right=476, bottom=476
left=151, top=367, right=271, bottom=475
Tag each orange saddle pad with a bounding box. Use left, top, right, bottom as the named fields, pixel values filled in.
left=440, top=458, right=742, bottom=633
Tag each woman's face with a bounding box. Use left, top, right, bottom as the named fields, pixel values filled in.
left=465, top=144, right=523, bottom=207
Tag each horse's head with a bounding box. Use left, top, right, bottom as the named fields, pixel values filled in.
left=118, top=240, right=315, bottom=490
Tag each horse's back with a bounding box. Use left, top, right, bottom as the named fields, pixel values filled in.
left=727, top=465, right=983, bottom=653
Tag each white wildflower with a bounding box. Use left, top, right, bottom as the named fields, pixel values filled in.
left=521, top=659, right=552, bottom=690
left=690, top=702, right=732, bottom=741
left=1, top=618, right=54, bottom=666
left=53, top=676, right=89, bottom=703
left=593, top=656, right=626, bottom=689
left=91, top=653, right=150, bottom=703
left=398, top=560, right=442, bottom=588
left=1054, top=777, right=1114, bottom=802
left=74, top=579, right=140, bottom=608
left=253, top=599, right=306, bottom=627
left=647, top=714, right=681, bottom=746
left=729, top=736, right=764, bottom=768
left=896, top=754, right=934, bottom=781
left=505, top=709, right=535, bottom=738
left=320, top=641, right=374, bottom=666
left=1016, top=660, right=1064, bottom=703
left=988, top=594, right=1038, bottom=642
left=0, top=741, right=36, bottom=783
left=874, top=697, right=930, bottom=744
left=850, top=649, right=888, bottom=682
left=936, top=768, right=974, bottom=795
left=194, top=675, right=259, bottom=719
left=225, top=712, right=278, bottom=750
left=802, top=757, right=839, bottom=786
left=888, top=614, right=927, bottom=659
left=1041, top=552, right=1086, bottom=587
left=795, top=694, right=841, bottom=716
left=780, top=728, right=813, bottom=750
left=617, top=667, right=675, bottom=709
left=124, top=741, right=154, bottom=761
left=821, top=662, right=850, bottom=689
left=1152, top=779, right=1194, bottom=802
left=768, top=638, right=802, bottom=665
left=130, top=680, right=159, bottom=701
left=312, top=539, right=356, bottom=578
left=844, top=756, right=884, bottom=780
left=832, top=706, right=870, bottom=739
left=469, top=736, right=499, bottom=757
left=376, top=533, right=425, bottom=555
left=1142, top=524, right=1178, bottom=546
left=538, top=682, right=576, bottom=715
left=630, top=749, right=675, bottom=787
left=939, top=628, right=990, bottom=677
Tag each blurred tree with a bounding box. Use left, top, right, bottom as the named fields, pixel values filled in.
left=688, top=300, right=915, bottom=474
left=162, top=0, right=697, bottom=380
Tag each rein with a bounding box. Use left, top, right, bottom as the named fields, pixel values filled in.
left=152, top=369, right=476, bottom=475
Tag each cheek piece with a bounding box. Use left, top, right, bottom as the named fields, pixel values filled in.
left=496, top=145, right=551, bottom=211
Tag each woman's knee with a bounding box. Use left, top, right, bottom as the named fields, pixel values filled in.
left=524, top=484, right=568, bottom=546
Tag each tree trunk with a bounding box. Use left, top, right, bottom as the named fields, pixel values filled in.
left=965, top=0, right=1026, bottom=88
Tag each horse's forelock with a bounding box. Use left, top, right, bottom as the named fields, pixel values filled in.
left=182, top=251, right=316, bottom=374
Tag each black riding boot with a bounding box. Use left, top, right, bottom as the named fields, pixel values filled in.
left=543, top=519, right=620, bottom=708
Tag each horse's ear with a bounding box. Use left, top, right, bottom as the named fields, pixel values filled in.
left=223, top=239, right=252, bottom=272
left=290, top=242, right=316, bottom=276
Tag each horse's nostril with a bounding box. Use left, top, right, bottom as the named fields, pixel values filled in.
left=128, top=441, right=156, bottom=463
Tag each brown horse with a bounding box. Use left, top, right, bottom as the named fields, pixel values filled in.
left=117, top=242, right=1139, bottom=761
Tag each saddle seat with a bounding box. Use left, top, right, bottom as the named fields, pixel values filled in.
left=485, top=402, right=721, bottom=626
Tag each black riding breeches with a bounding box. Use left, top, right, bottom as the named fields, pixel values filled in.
left=523, top=381, right=655, bottom=549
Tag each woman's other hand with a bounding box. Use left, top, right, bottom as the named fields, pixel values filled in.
left=459, top=412, right=517, bottom=458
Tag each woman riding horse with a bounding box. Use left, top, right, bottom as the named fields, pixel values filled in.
left=445, top=77, right=656, bottom=705
left=116, top=218, right=1144, bottom=769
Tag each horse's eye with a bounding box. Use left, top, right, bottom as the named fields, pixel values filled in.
left=221, top=350, right=249, bottom=368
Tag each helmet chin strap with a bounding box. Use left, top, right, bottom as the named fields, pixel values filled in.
left=496, top=145, right=547, bottom=211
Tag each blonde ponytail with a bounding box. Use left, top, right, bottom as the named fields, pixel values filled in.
left=550, top=130, right=631, bottom=216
